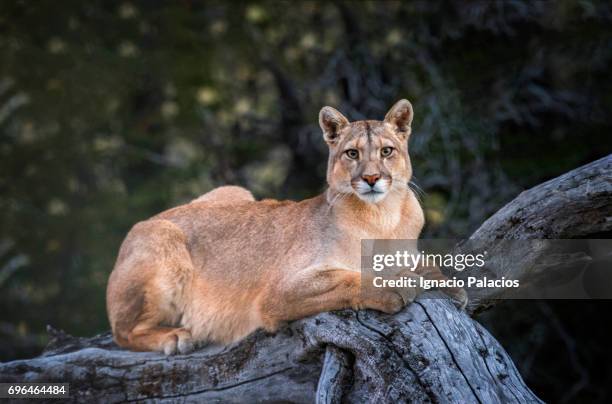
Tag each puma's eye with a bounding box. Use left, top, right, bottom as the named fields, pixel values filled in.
left=381, top=147, right=394, bottom=157
left=345, top=149, right=359, bottom=159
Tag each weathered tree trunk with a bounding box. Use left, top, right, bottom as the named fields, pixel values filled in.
left=463, top=155, right=612, bottom=313
left=1, top=155, right=610, bottom=403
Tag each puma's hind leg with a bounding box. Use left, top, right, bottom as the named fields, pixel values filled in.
left=191, top=185, right=254, bottom=204
left=106, top=219, right=196, bottom=355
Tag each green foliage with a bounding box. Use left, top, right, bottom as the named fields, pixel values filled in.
left=0, top=3, right=610, bottom=397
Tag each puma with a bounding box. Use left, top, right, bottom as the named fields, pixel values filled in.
left=106, top=99, right=467, bottom=355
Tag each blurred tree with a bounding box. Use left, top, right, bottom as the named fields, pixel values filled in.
left=0, top=0, right=611, bottom=400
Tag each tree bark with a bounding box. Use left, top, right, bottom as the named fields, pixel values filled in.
left=462, top=155, right=612, bottom=313
left=1, top=155, right=609, bottom=403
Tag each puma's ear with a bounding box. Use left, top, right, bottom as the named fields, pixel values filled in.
left=319, top=106, right=349, bottom=144
left=384, top=99, right=413, bottom=138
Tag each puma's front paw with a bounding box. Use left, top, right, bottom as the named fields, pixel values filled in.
left=444, top=287, right=468, bottom=310
left=359, top=289, right=405, bottom=314
left=394, top=282, right=420, bottom=306
left=379, top=291, right=406, bottom=314
left=359, top=272, right=423, bottom=314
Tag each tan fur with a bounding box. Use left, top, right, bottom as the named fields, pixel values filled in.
left=190, top=185, right=254, bottom=204
left=106, top=100, right=466, bottom=354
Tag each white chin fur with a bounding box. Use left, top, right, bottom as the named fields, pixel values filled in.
left=357, top=191, right=387, bottom=204
left=354, top=179, right=389, bottom=203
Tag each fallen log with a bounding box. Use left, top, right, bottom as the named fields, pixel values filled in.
left=0, top=300, right=541, bottom=403
left=1, top=155, right=609, bottom=403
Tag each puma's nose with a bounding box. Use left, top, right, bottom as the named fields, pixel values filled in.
left=362, top=174, right=381, bottom=186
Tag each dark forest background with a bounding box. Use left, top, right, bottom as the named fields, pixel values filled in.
left=0, top=1, right=611, bottom=402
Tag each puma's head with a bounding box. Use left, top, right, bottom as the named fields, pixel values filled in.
left=319, top=99, right=414, bottom=204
